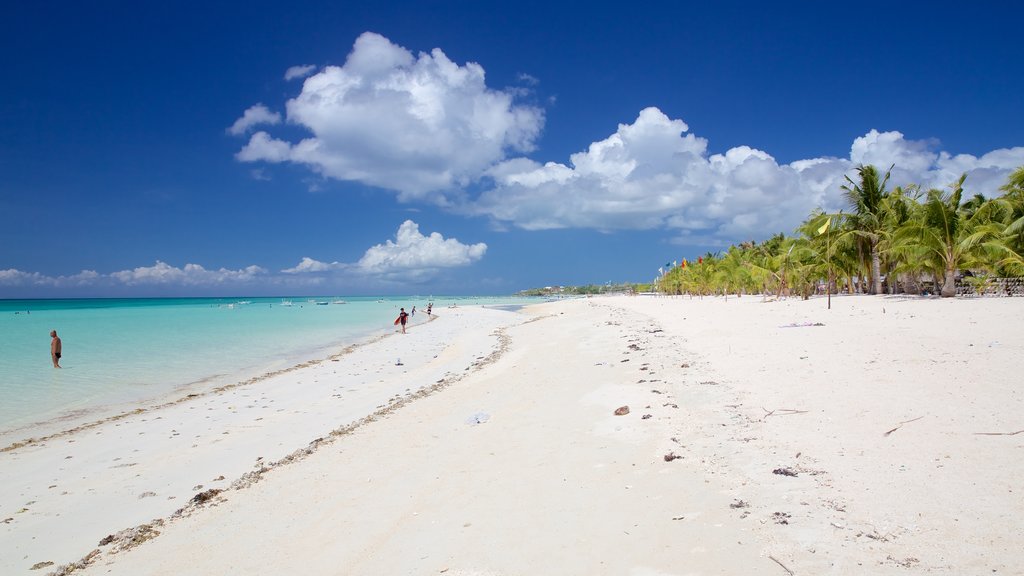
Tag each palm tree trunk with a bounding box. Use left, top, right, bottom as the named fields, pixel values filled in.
left=941, top=267, right=957, bottom=298
left=871, top=246, right=882, bottom=295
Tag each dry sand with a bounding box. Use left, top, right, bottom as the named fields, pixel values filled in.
left=2, top=295, right=1021, bottom=575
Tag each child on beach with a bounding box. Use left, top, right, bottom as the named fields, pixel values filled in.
left=396, top=308, right=409, bottom=334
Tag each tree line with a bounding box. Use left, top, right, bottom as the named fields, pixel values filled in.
left=659, top=166, right=1024, bottom=298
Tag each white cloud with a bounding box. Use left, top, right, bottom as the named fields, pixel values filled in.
left=227, top=104, right=282, bottom=136
left=284, top=64, right=316, bottom=81
left=0, top=268, right=56, bottom=285
left=276, top=221, right=487, bottom=284
left=356, top=220, right=486, bottom=277
left=109, top=261, right=267, bottom=286
left=235, top=32, right=544, bottom=200
left=517, top=73, right=539, bottom=86
left=0, top=268, right=101, bottom=287
left=236, top=131, right=292, bottom=162
left=281, top=256, right=344, bottom=274
left=0, top=225, right=487, bottom=293
left=466, top=108, right=1024, bottom=243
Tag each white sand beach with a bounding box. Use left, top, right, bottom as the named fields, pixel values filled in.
left=2, top=295, right=1022, bottom=575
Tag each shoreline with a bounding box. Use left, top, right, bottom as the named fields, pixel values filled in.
left=0, top=296, right=533, bottom=438
left=3, top=295, right=1021, bottom=575
left=0, top=306, right=444, bottom=449
left=0, top=327, right=394, bottom=453
left=0, top=306, right=522, bottom=574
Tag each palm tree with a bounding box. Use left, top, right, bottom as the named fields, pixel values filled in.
left=716, top=245, right=753, bottom=299
left=841, top=164, right=894, bottom=294
left=877, top=185, right=920, bottom=293
left=654, top=165, right=1024, bottom=298
left=745, top=234, right=808, bottom=299
left=996, top=166, right=1024, bottom=274
left=893, top=174, right=1005, bottom=297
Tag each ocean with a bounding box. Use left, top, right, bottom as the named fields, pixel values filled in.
left=0, top=296, right=534, bottom=435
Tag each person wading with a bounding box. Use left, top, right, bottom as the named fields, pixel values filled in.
left=50, top=330, right=62, bottom=368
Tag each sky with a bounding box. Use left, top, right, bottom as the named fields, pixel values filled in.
left=2, top=1, right=1023, bottom=297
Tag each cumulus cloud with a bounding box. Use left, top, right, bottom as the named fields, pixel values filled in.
left=284, top=64, right=316, bottom=81
left=0, top=268, right=101, bottom=287
left=277, top=221, right=487, bottom=283
left=109, top=261, right=267, bottom=286
left=235, top=32, right=544, bottom=200
left=2, top=264, right=270, bottom=289
left=281, top=256, right=345, bottom=274
left=227, top=104, right=282, bottom=136
left=4, top=221, right=486, bottom=294
left=236, top=131, right=292, bottom=162
left=465, top=108, right=1024, bottom=243
left=356, top=220, right=487, bottom=278
left=0, top=268, right=57, bottom=286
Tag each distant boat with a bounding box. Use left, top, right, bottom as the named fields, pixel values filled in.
left=236, top=300, right=252, bottom=305
left=332, top=299, right=347, bottom=304
left=280, top=299, right=294, bottom=307
left=315, top=301, right=329, bottom=306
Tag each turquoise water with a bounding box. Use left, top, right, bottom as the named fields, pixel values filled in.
left=0, top=296, right=535, bottom=434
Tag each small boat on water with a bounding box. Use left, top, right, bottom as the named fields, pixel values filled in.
left=332, top=299, right=347, bottom=304
left=315, top=301, right=329, bottom=306
left=280, top=299, right=294, bottom=307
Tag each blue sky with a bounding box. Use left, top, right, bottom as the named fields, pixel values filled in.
left=2, top=1, right=1023, bottom=297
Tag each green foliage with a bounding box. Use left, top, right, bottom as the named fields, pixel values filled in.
left=653, top=165, right=1024, bottom=298
left=517, top=283, right=642, bottom=297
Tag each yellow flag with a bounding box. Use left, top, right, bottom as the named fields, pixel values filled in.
left=817, top=218, right=831, bottom=235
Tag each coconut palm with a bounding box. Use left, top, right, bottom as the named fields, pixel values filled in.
left=656, top=165, right=1024, bottom=299
left=996, top=167, right=1024, bottom=274
left=892, top=174, right=1007, bottom=297
left=744, top=234, right=809, bottom=299
left=716, top=245, right=753, bottom=299
left=877, top=185, right=921, bottom=293
left=841, top=164, right=894, bottom=294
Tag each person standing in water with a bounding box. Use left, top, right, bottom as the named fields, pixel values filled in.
left=50, top=330, right=62, bottom=368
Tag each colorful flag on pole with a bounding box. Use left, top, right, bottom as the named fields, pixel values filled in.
left=817, top=218, right=831, bottom=235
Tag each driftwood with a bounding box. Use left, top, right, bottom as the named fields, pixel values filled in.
left=762, top=407, right=808, bottom=421
left=973, top=429, right=1024, bottom=436
left=883, top=416, right=924, bottom=437
left=769, top=554, right=795, bottom=575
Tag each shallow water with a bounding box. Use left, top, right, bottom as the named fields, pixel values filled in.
left=0, top=295, right=534, bottom=433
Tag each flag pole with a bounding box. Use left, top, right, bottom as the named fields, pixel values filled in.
left=817, top=217, right=833, bottom=310
left=827, top=219, right=832, bottom=310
